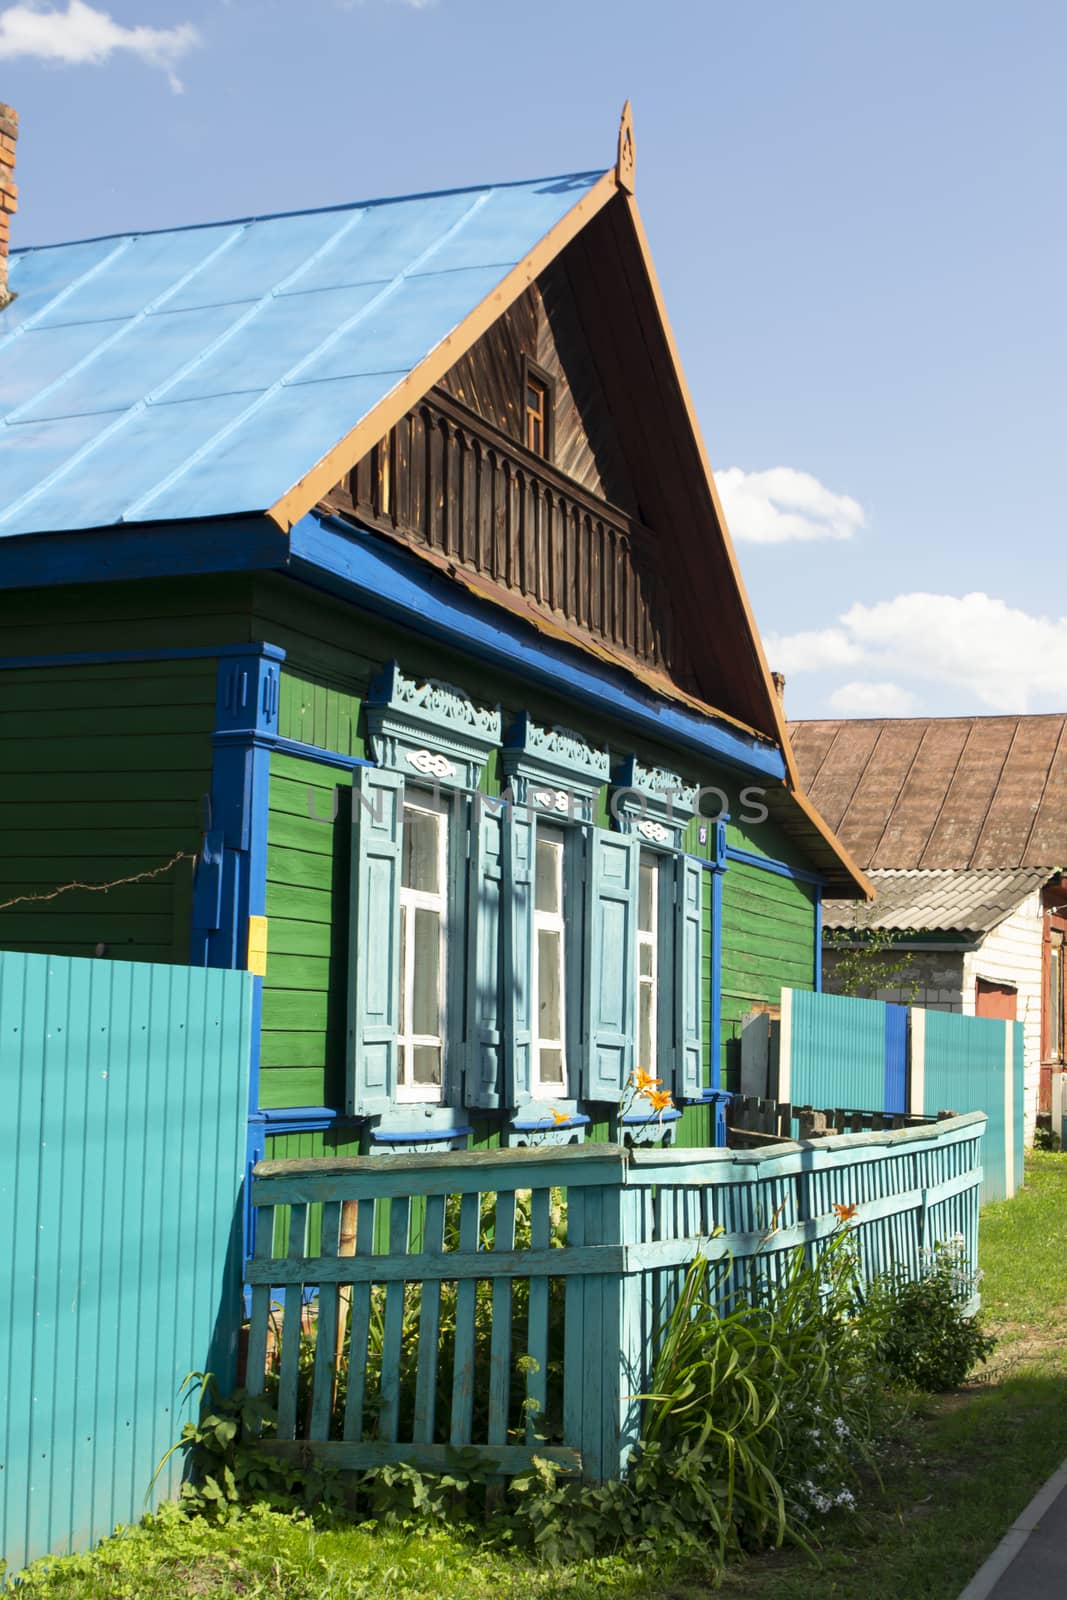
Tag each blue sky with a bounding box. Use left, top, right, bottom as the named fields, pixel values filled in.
left=2, top=0, right=1063, bottom=721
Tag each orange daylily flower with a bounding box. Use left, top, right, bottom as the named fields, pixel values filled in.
left=549, top=1108, right=570, bottom=1126
left=633, top=1069, right=662, bottom=1094
left=832, top=1201, right=858, bottom=1223
left=646, top=1089, right=673, bottom=1113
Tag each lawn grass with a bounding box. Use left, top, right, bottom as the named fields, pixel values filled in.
left=715, top=1150, right=1067, bottom=1599
left=12, top=1153, right=1067, bottom=1598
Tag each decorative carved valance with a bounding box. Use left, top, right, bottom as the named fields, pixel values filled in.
left=501, top=713, right=610, bottom=823
left=367, top=661, right=501, bottom=790
left=612, top=755, right=698, bottom=851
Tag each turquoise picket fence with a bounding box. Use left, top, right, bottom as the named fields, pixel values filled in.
left=0, top=952, right=252, bottom=1580
left=245, top=1112, right=986, bottom=1485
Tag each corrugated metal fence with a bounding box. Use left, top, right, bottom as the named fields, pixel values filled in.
left=0, top=952, right=252, bottom=1579
left=244, top=1113, right=986, bottom=1486
left=772, top=990, right=1023, bottom=1203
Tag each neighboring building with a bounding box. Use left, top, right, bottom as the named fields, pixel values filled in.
left=789, top=714, right=1067, bottom=1134
left=0, top=111, right=868, bottom=1170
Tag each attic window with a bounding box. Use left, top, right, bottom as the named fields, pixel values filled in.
left=523, top=362, right=552, bottom=457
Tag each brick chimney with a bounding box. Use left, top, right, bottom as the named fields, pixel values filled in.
left=0, top=102, right=17, bottom=309
left=771, top=671, right=787, bottom=711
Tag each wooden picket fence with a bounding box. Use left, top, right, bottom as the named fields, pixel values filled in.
left=244, top=1111, right=986, bottom=1484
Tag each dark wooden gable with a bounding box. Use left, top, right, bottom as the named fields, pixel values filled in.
left=436, top=262, right=638, bottom=513
left=320, top=193, right=780, bottom=736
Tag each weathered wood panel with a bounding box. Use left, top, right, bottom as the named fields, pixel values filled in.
left=327, top=391, right=694, bottom=688
left=436, top=265, right=637, bottom=512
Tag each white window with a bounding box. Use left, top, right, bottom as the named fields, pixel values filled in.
left=397, top=794, right=448, bottom=1102
left=636, top=851, right=659, bottom=1077
left=533, top=825, right=567, bottom=1095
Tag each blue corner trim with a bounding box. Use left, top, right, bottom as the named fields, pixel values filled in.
left=192, top=650, right=283, bottom=1165
left=288, top=512, right=788, bottom=784
left=725, top=844, right=825, bottom=888
left=814, top=887, right=823, bottom=992
left=0, top=640, right=287, bottom=672
left=273, top=736, right=374, bottom=772
left=0, top=516, right=290, bottom=591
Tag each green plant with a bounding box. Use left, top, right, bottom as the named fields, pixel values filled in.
left=150, top=1371, right=347, bottom=1519
left=823, top=921, right=924, bottom=1000
left=505, top=1229, right=899, bottom=1571
left=861, top=1235, right=996, bottom=1391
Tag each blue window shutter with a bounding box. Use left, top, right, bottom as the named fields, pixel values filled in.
left=675, top=855, right=704, bottom=1100
left=503, top=806, right=535, bottom=1105
left=347, top=767, right=404, bottom=1117
left=583, top=832, right=639, bottom=1100
left=465, top=801, right=504, bottom=1109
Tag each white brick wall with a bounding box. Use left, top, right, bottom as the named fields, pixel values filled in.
left=962, top=891, right=1044, bottom=1144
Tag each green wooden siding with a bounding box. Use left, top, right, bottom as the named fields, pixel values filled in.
left=264, top=1126, right=363, bottom=1252
left=262, top=746, right=353, bottom=1109
left=0, top=660, right=214, bottom=962
left=720, top=861, right=815, bottom=1091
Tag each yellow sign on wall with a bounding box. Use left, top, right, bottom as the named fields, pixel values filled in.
left=247, top=915, right=269, bottom=977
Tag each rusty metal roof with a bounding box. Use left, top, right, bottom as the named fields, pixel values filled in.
left=787, top=715, right=1067, bottom=870
left=823, top=866, right=1052, bottom=935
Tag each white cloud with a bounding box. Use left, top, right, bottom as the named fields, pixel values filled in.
left=0, top=2, right=201, bottom=93
left=829, top=680, right=918, bottom=717
left=763, top=626, right=864, bottom=674
left=775, top=591, right=1067, bottom=713
left=716, top=465, right=866, bottom=544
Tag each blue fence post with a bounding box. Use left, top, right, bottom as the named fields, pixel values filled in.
left=563, top=1150, right=642, bottom=1481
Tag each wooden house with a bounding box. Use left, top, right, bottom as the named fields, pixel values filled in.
left=0, top=110, right=868, bottom=1170
left=790, top=713, right=1067, bottom=1137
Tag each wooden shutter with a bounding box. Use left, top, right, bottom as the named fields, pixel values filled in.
left=675, top=855, right=704, bottom=1100
left=347, top=767, right=404, bottom=1116
left=582, top=832, right=639, bottom=1100
left=465, top=800, right=504, bottom=1109
left=502, top=805, right=535, bottom=1105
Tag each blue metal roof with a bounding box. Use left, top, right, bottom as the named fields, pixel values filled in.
left=0, top=172, right=603, bottom=539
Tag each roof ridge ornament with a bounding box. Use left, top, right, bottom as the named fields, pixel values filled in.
left=616, top=101, right=635, bottom=194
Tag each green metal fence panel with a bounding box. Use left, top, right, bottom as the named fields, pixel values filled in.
left=245, top=1112, right=986, bottom=1486
left=919, top=1009, right=1011, bottom=1203
left=781, top=988, right=888, bottom=1111
left=0, top=952, right=252, bottom=1579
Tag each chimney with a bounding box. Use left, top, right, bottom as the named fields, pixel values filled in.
left=0, top=102, right=17, bottom=310
left=771, top=671, right=787, bottom=711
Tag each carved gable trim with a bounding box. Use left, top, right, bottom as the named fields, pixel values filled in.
left=612, top=755, right=698, bottom=851
left=367, top=660, right=501, bottom=791
left=501, top=712, right=610, bottom=822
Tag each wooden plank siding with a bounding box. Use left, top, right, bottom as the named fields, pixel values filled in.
left=720, top=863, right=816, bottom=1092
left=262, top=744, right=352, bottom=1110
left=320, top=254, right=704, bottom=699
left=0, top=659, right=215, bottom=961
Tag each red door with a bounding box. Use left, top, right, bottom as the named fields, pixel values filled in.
left=975, top=978, right=1018, bottom=1021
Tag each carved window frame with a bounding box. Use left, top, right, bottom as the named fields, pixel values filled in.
left=366, top=660, right=502, bottom=793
